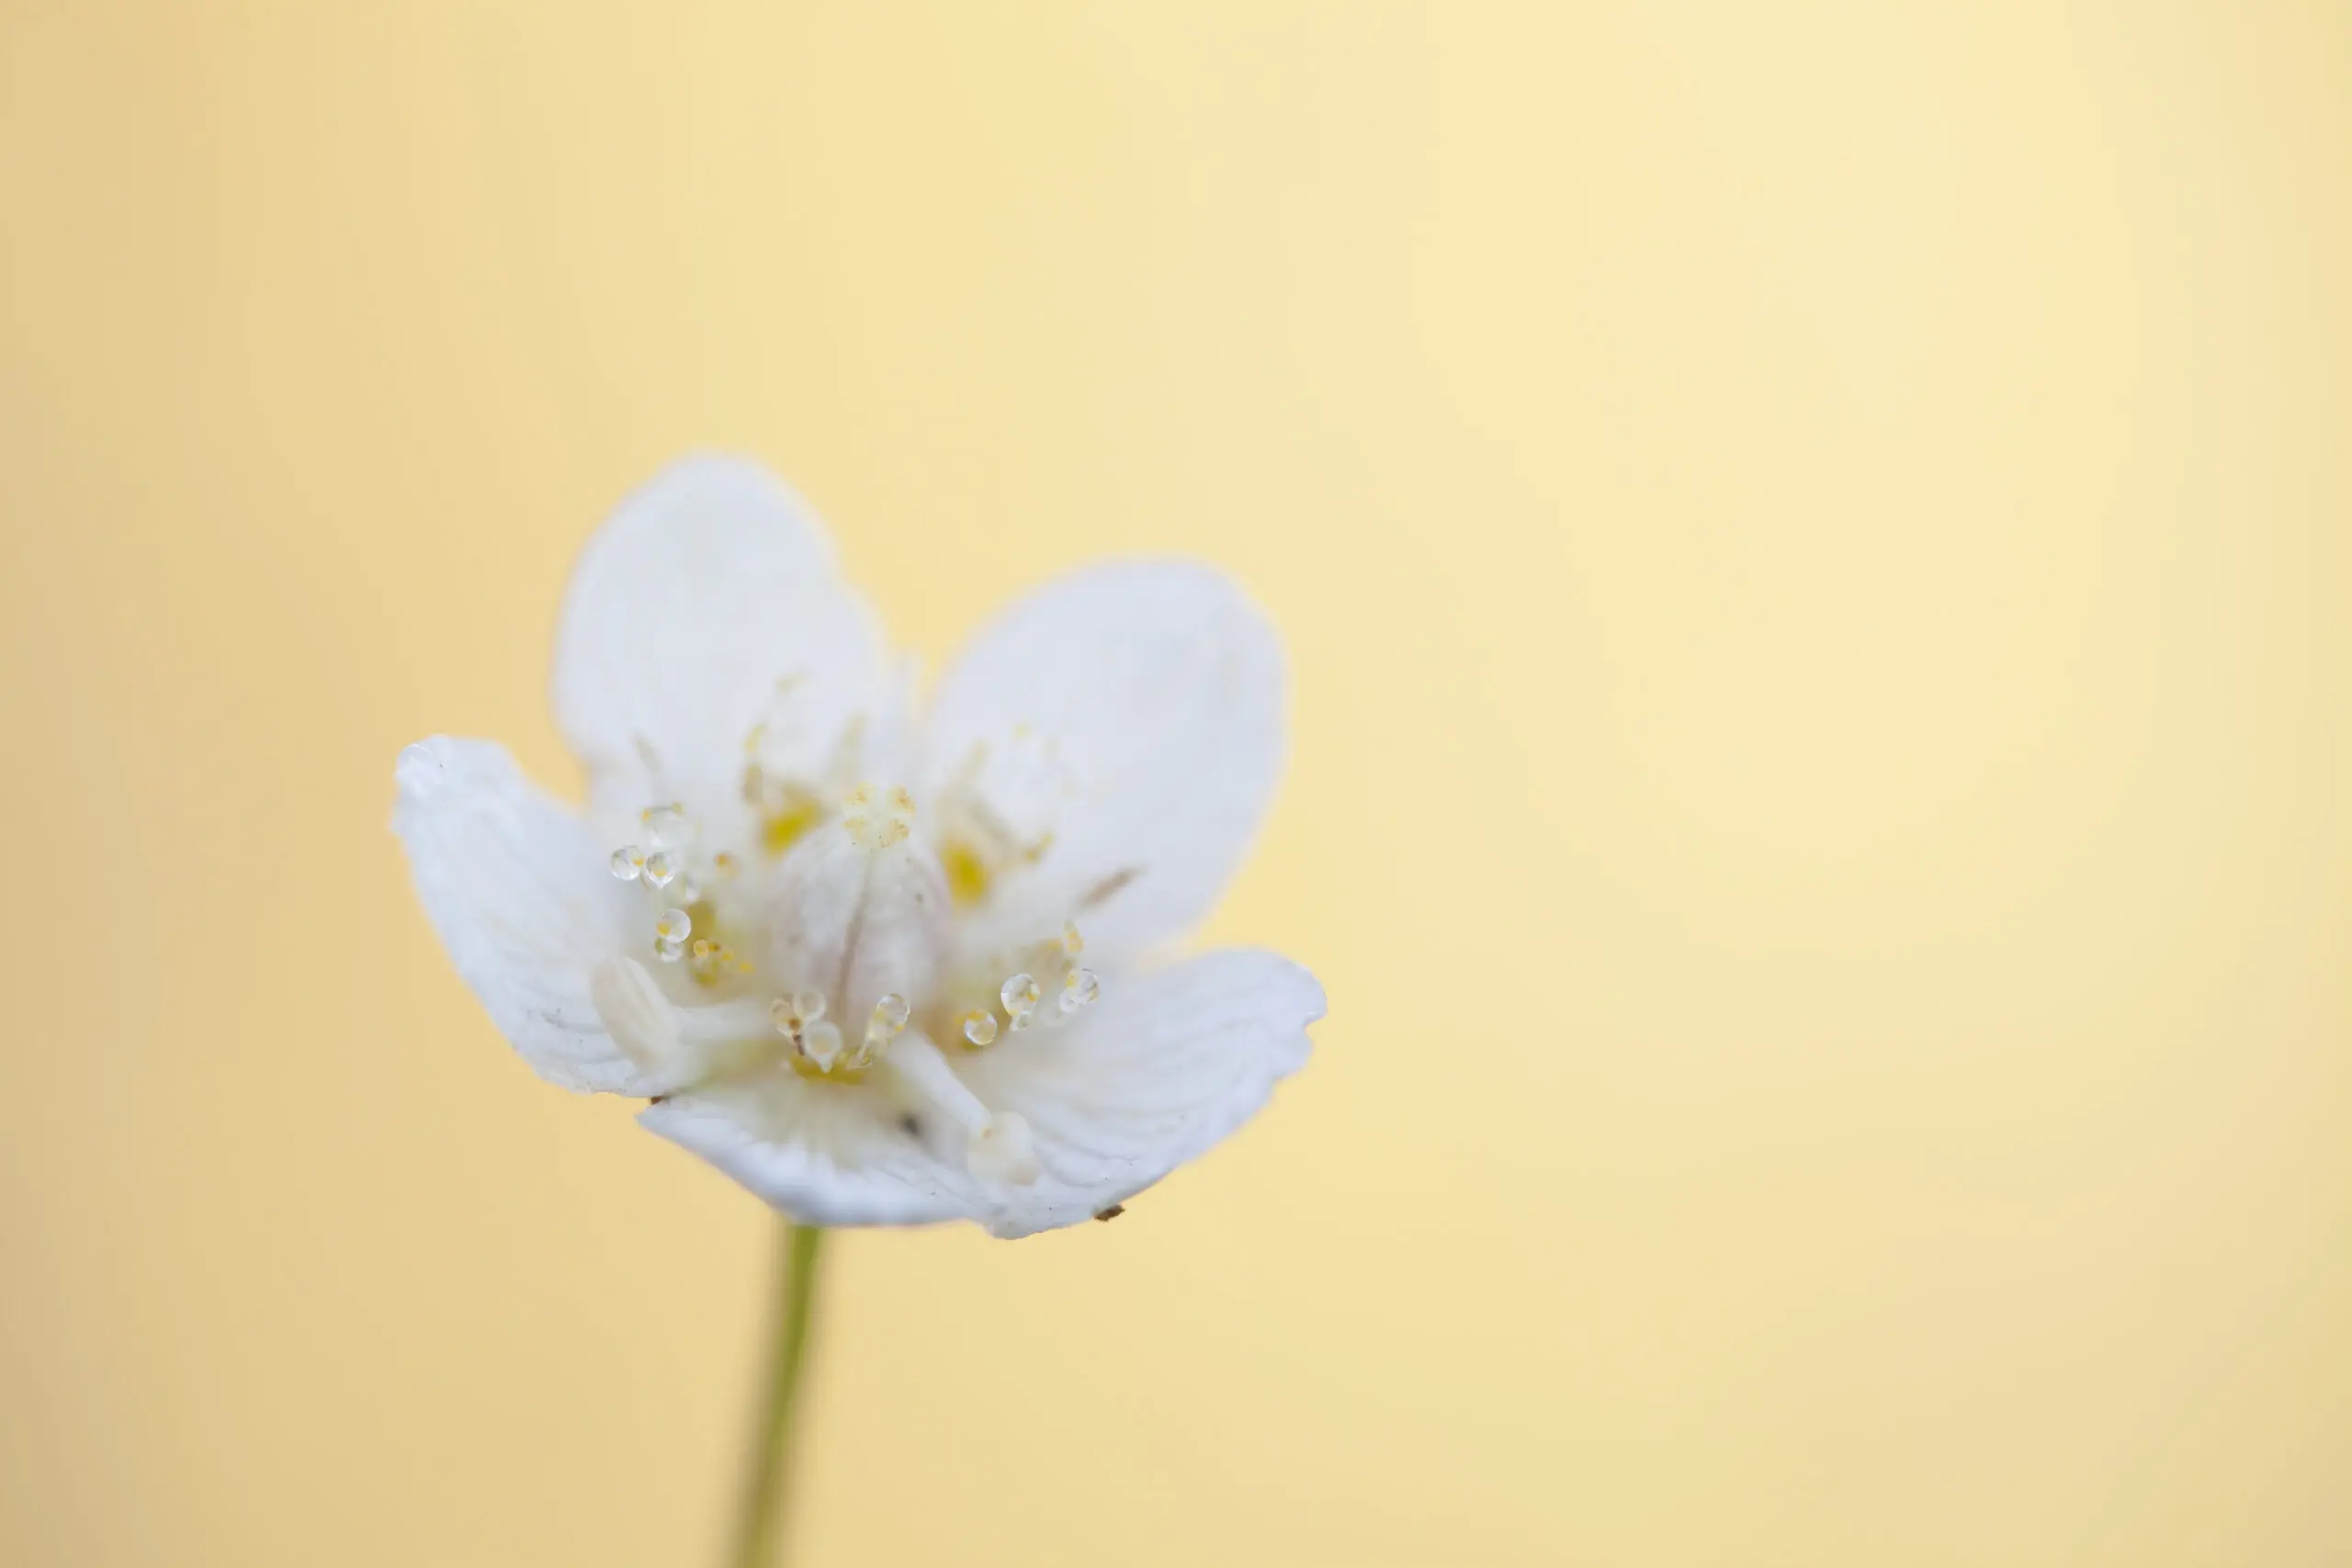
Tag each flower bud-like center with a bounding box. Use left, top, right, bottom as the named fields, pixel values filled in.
left=762, top=785, right=948, bottom=1075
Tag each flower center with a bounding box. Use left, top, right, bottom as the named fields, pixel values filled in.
left=758, top=782, right=948, bottom=1077
left=588, top=707, right=1103, bottom=1189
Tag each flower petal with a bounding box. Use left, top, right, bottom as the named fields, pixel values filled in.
left=922, top=560, right=1286, bottom=960
left=392, top=736, right=650, bottom=1094
left=954, top=949, right=1324, bottom=1237
left=552, top=456, right=891, bottom=835
left=639, top=1078, right=989, bottom=1228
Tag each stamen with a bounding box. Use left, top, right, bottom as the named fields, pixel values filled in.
left=879, top=1032, right=1041, bottom=1185
left=771, top=992, right=847, bottom=1070
left=592, top=962, right=775, bottom=1088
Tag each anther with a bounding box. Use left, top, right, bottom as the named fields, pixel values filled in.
left=771, top=992, right=846, bottom=1071
left=768, top=991, right=821, bottom=1035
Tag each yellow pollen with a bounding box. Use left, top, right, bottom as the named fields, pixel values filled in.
left=943, top=838, right=991, bottom=907
left=678, top=899, right=740, bottom=988
left=761, top=795, right=823, bottom=855
left=786, top=1055, right=870, bottom=1085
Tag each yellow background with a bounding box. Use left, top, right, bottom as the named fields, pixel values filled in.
left=5, top=4, right=2347, bottom=1563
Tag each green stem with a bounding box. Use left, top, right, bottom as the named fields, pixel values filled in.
left=727, top=1220, right=825, bottom=1568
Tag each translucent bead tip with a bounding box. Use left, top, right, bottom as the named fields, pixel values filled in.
left=641, top=804, right=695, bottom=850
left=1000, top=973, right=1041, bottom=1015
left=1059, top=967, right=1101, bottom=1012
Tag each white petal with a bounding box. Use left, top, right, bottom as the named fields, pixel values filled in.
left=392, top=737, right=650, bottom=1094
left=953, top=950, right=1324, bottom=1238
left=552, top=456, right=891, bottom=834
left=922, top=560, right=1286, bottom=960
left=639, top=1077, right=989, bottom=1228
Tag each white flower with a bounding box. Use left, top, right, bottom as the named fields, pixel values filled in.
left=392, top=457, right=1323, bottom=1237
